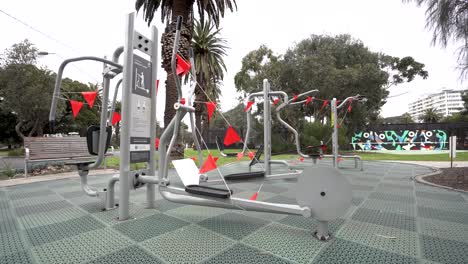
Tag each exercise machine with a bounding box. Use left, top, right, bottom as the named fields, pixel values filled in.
left=49, top=13, right=351, bottom=240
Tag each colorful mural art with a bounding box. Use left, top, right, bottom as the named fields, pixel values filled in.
left=351, top=129, right=448, bottom=151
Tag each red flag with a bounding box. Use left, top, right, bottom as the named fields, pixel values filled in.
left=237, top=152, right=244, bottom=161
left=180, top=98, right=186, bottom=105
left=305, top=96, right=313, bottom=106
left=156, top=79, right=160, bottom=95
left=273, top=98, right=280, bottom=105
left=320, top=100, right=328, bottom=111
left=248, top=151, right=255, bottom=160
left=176, top=54, right=191, bottom=76
left=190, top=156, right=197, bottom=161
left=206, top=102, right=216, bottom=121
left=244, top=101, right=254, bottom=112
left=199, top=154, right=217, bottom=174
left=292, top=94, right=298, bottom=102
left=224, top=126, right=241, bottom=146
left=250, top=192, right=258, bottom=201
left=70, top=100, right=84, bottom=119
left=321, top=145, right=327, bottom=151
left=155, top=138, right=160, bottom=149
left=81, top=91, right=97, bottom=108
left=347, top=99, right=353, bottom=112
left=112, top=112, right=121, bottom=125
left=298, top=157, right=304, bottom=162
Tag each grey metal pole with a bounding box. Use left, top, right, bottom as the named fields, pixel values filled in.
left=147, top=24, right=159, bottom=208
left=331, top=98, right=338, bottom=168
left=118, top=12, right=135, bottom=220
left=263, top=79, right=271, bottom=176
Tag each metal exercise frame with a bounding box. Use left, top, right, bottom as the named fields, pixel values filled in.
left=322, top=97, right=364, bottom=171
left=156, top=16, right=352, bottom=240
left=241, top=84, right=318, bottom=174
left=49, top=13, right=351, bottom=241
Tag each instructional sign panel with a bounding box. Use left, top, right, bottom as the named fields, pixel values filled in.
left=130, top=54, right=152, bottom=163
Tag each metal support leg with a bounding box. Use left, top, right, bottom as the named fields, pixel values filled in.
left=315, top=221, right=331, bottom=241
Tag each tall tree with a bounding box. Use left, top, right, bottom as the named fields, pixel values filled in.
left=135, top=0, right=236, bottom=127
left=421, top=107, right=442, bottom=122
left=191, top=18, right=228, bottom=137
left=404, top=0, right=468, bottom=78
left=0, top=54, right=55, bottom=139
left=235, top=35, right=428, bottom=138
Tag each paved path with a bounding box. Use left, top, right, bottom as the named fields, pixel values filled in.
left=382, top=160, right=468, bottom=168
left=0, top=160, right=467, bottom=264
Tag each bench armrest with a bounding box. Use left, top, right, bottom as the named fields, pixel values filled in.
left=25, top=147, right=30, bottom=161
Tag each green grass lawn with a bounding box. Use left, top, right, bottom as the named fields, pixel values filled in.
left=103, top=149, right=467, bottom=169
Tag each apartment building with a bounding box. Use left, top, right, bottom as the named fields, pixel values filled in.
left=408, top=88, right=466, bottom=121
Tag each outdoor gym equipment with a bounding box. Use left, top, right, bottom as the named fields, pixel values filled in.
left=240, top=85, right=319, bottom=174
left=155, top=16, right=352, bottom=240
left=49, top=12, right=180, bottom=220
left=322, top=96, right=365, bottom=170
left=48, top=13, right=351, bottom=240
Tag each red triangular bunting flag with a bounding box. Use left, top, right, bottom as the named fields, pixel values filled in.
left=248, top=151, right=255, bottom=160
left=155, top=138, right=160, bottom=149
left=237, top=152, right=244, bottom=161
left=320, top=100, right=328, bottom=111
left=81, top=91, right=97, bottom=108
left=176, top=54, right=191, bottom=76
left=112, top=112, right=121, bottom=125
left=321, top=145, right=327, bottom=151
left=250, top=192, right=258, bottom=201
left=190, top=156, right=197, bottom=161
left=199, top=154, right=217, bottom=174
left=244, top=101, right=254, bottom=112
left=70, top=100, right=84, bottom=119
left=156, top=79, right=160, bottom=95
left=273, top=98, right=280, bottom=105
left=298, top=157, right=304, bottom=162
left=180, top=98, right=186, bottom=105
left=292, top=94, right=298, bottom=102
left=224, top=126, right=241, bottom=146
left=206, top=102, right=216, bottom=121
left=347, top=99, right=353, bottom=112
left=305, top=96, right=313, bottom=106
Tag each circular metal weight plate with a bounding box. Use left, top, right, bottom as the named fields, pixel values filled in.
left=295, top=166, right=352, bottom=221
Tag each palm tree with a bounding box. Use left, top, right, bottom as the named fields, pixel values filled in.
left=191, top=18, right=228, bottom=137
left=135, top=0, right=236, bottom=127
left=421, top=107, right=442, bottom=123
left=404, top=0, right=468, bottom=77
left=401, top=112, right=414, bottom=123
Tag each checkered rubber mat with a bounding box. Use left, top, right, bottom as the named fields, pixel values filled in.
left=0, top=160, right=467, bottom=263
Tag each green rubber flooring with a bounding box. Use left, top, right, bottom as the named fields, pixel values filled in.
left=0, top=160, right=467, bottom=263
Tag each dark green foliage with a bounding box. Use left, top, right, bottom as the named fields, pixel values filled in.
left=421, top=107, right=442, bottom=123
left=234, top=35, right=427, bottom=147
left=53, top=79, right=101, bottom=134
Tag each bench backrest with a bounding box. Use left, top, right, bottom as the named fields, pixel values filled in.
left=25, top=137, right=93, bottom=160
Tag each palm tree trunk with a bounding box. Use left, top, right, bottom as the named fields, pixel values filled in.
left=160, top=1, right=193, bottom=158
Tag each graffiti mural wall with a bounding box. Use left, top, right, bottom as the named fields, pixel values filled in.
left=351, top=129, right=448, bottom=151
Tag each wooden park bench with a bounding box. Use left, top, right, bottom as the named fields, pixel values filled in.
left=24, top=136, right=110, bottom=177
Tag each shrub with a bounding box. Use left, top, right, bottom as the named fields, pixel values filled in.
left=1, top=161, right=17, bottom=178
left=8, top=148, right=24, bottom=157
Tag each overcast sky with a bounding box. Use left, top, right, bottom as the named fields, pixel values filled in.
left=0, top=0, right=465, bottom=122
